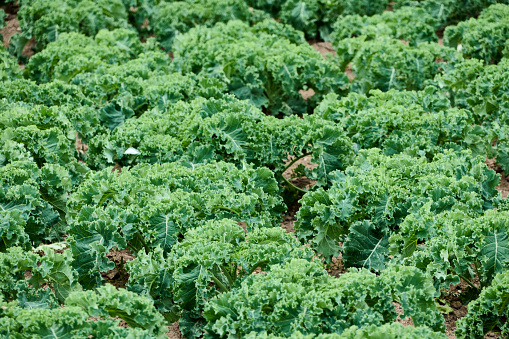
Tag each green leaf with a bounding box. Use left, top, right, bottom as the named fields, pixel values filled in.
left=343, top=220, right=389, bottom=271
left=479, top=228, right=509, bottom=282
left=99, top=101, right=135, bottom=131
left=456, top=270, right=509, bottom=338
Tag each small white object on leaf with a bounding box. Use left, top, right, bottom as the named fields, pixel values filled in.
left=457, top=44, right=463, bottom=52
left=124, top=147, right=141, bottom=155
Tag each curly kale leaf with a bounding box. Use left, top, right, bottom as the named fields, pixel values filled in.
left=334, top=37, right=460, bottom=93
left=67, top=161, right=285, bottom=286
left=128, top=219, right=313, bottom=337
left=331, top=6, right=438, bottom=46
left=444, top=4, right=509, bottom=63
left=392, top=0, right=505, bottom=27
left=66, top=284, right=168, bottom=336
left=295, top=149, right=501, bottom=263
left=87, top=96, right=354, bottom=189
left=456, top=270, right=509, bottom=338
left=391, top=207, right=509, bottom=290
left=203, top=259, right=443, bottom=337
left=280, top=0, right=388, bottom=39
left=0, top=246, right=80, bottom=303
left=25, top=29, right=150, bottom=83
left=17, top=0, right=130, bottom=51
left=152, top=0, right=266, bottom=50
left=0, top=284, right=167, bottom=338
left=0, top=161, right=75, bottom=249
left=173, top=20, right=348, bottom=115
left=314, top=88, right=489, bottom=159
left=342, top=220, right=389, bottom=272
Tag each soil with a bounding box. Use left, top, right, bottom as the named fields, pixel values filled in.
left=280, top=155, right=317, bottom=233
left=282, top=155, right=318, bottom=187
left=345, top=63, right=355, bottom=81
left=76, top=133, right=89, bottom=154
left=1, top=14, right=20, bottom=47
left=100, top=249, right=135, bottom=289
left=167, top=323, right=184, bottom=339
left=437, top=28, right=445, bottom=46
left=0, top=3, right=35, bottom=57
left=308, top=41, right=355, bottom=80
left=310, top=41, right=337, bottom=58
left=486, top=158, right=509, bottom=198
left=281, top=198, right=300, bottom=233
left=299, top=88, right=316, bottom=100
left=325, top=255, right=345, bottom=277
left=394, top=302, right=415, bottom=327
left=299, top=41, right=337, bottom=101
left=441, top=279, right=476, bottom=338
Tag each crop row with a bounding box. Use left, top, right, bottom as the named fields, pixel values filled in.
left=1, top=0, right=509, bottom=338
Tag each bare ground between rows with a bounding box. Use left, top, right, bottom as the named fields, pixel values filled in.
left=486, top=157, right=509, bottom=198
left=0, top=4, right=35, bottom=58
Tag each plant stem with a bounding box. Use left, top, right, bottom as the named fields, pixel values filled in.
left=459, top=274, right=480, bottom=291
left=221, top=264, right=235, bottom=286
left=210, top=276, right=229, bottom=293
left=282, top=153, right=309, bottom=174
left=282, top=175, right=309, bottom=194
left=281, top=153, right=311, bottom=193
left=249, top=260, right=269, bottom=274
left=212, top=206, right=240, bottom=216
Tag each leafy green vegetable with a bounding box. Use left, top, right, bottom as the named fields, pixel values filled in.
left=0, top=9, right=5, bottom=41
left=392, top=0, right=509, bottom=27
left=17, top=0, right=130, bottom=52
left=391, top=207, right=509, bottom=290
left=334, top=36, right=459, bottom=93
left=433, top=58, right=509, bottom=123
left=25, top=29, right=151, bottom=83
left=444, top=4, right=509, bottom=63
left=128, top=219, right=313, bottom=336
left=0, top=79, right=92, bottom=107
left=66, top=161, right=285, bottom=287
left=295, top=149, right=501, bottom=263
left=433, top=57, right=509, bottom=170
left=331, top=6, right=439, bottom=46
left=0, top=161, right=75, bottom=249
left=0, top=284, right=168, bottom=338
left=86, top=95, right=354, bottom=188
left=342, top=220, right=389, bottom=271
left=152, top=0, right=267, bottom=50
left=3, top=2, right=509, bottom=337
left=203, top=259, right=444, bottom=337
left=456, top=270, right=509, bottom=338
left=66, top=284, right=168, bottom=336
left=0, top=47, right=22, bottom=82
left=339, top=323, right=447, bottom=339
left=279, top=0, right=389, bottom=39
left=0, top=246, right=80, bottom=303
left=173, top=20, right=349, bottom=115
left=247, top=323, right=447, bottom=338
left=314, top=88, right=489, bottom=159
left=70, top=57, right=227, bottom=129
